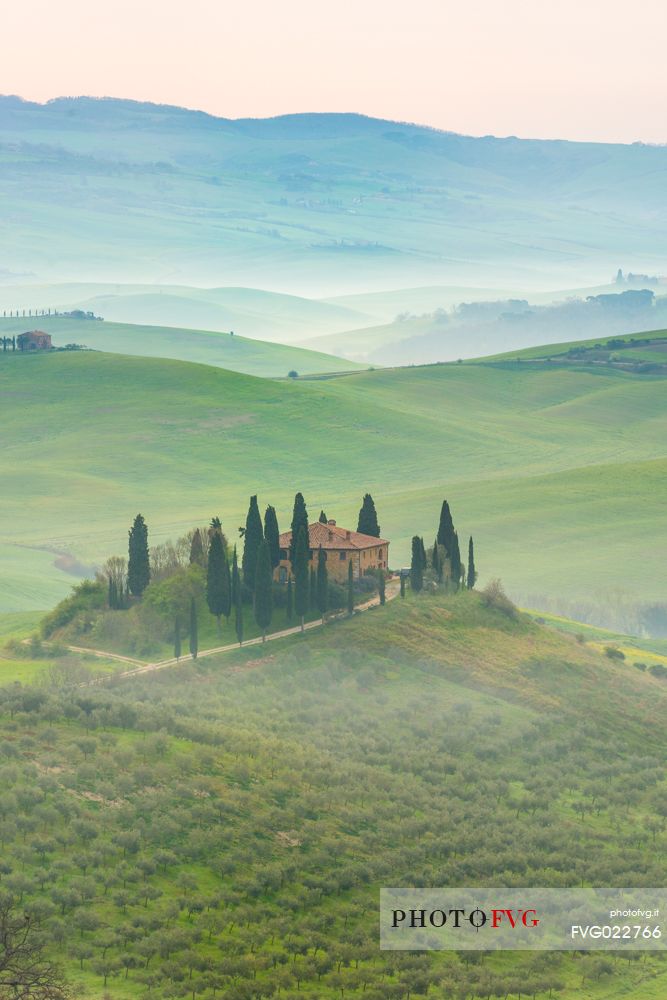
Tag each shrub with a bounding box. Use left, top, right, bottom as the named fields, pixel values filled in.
left=355, top=574, right=378, bottom=596
left=142, top=565, right=204, bottom=620
left=41, top=580, right=106, bottom=638
left=648, top=664, right=667, bottom=680
left=327, top=581, right=347, bottom=610
left=604, top=646, right=625, bottom=661
left=633, top=661, right=647, bottom=671
left=480, top=579, right=518, bottom=619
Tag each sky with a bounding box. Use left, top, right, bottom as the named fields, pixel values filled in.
left=2, top=0, right=666, bottom=144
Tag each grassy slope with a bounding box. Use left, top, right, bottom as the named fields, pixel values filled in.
left=0, top=281, right=370, bottom=341
left=0, top=350, right=665, bottom=612
left=1, top=594, right=665, bottom=999
left=0, top=316, right=362, bottom=378
left=480, top=327, right=667, bottom=361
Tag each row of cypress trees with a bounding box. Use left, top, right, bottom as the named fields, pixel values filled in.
left=409, top=500, right=477, bottom=594
left=123, top=491, right=384, bottom=658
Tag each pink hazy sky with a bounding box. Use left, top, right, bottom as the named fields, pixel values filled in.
left=2, top=0, right=666, bottom=143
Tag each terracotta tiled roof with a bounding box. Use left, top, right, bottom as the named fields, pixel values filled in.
left=279, top=521, right=388, bottom=552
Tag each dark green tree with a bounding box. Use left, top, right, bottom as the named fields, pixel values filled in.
left=316, top=547, right=328, bottom=620
left=253, top=540, right=273, bottom=641
left=293, top=526, right=310, bottom=631
left=347, top=559, right=354, bottom=614
left=450, top=531, right=462, bottom=590
left=206, top=532, right=230, bottom=634
left=378, top=571, right=386, bottom=606
left=309, top=566, right=317, bottom=610
left=189, top=598, right=198, bottom=660
left=431, top=537, right=441, bottom=582
left=174, top=617, right=181, bottom=661
left=127, top=514, right=150, bottom=597
left=234, top=573, right=243, bottom=647
left=264, top=505, right=281, bottom=570
left=318, top=510, right=328, bottom=524
left=410, top=536, right=424, bottom=593
left=290, top=492, right=309, bottom=563
left=242, top=496, right=263, bottom=590
left=437, top=500, right=455, bottom=554
left=357, top=493, right=380, bottom=537
left=467, top=536, right=477, bottom=590
left=420, top=537, right=427, bottom=571
left=189, top=529, right=205, bottom=567
left=231, top=546, right=239, bottom=607
left=286, top=574, right=293, bottom=622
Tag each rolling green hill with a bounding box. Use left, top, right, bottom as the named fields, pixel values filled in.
left=0, top=282, right=370, bottom=342
left=480, top=326, right=667, bottom=362
left=307, top=294, right=667, bottom=365
left=0, top=349, right=665, bottom=622
left=3, top=96, right=667, bottom=292
left=0, top=592, right=665, bottom=999
left=0, top=316, right=362, bottom=377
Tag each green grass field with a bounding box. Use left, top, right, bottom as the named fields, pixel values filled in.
left=481, top=327, right=667, bottom=362
left=0, top=316, right=362, bottom=378
left=0, top=592, right=665, bottom=999
left=0, top=349, right=665, bottom=618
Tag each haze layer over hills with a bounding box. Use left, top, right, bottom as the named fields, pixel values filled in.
left=2, top=96, right=667, bottom=293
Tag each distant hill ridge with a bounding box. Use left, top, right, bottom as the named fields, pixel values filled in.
left=3, top=96, right=667, bottom=290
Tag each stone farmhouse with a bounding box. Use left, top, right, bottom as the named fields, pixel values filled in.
left=276, top=520, right=390, bottom=584
left=17, top=330, right=52, bottom=351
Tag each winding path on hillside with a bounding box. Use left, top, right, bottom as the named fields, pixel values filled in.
left=77, top=579, right=401, bottom=684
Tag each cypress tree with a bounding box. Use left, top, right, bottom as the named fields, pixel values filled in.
left=118, top=582, right=124, bottom=610
left=467, top=536, right=477, bottom=590
left=293, top=526, right=309, bottom=631
left=410, top=536, right=424, bottom=593
left=127, top=514, right=150, bottom=597
left=357, top=493, right=380, bottom=537
left=264, top=505, right=281, bottom=570
left=189, top=598, right=198, bottom=660
left=378, top=571, right=386, bottom=606
left=290, top=492, right=309, bottom=563
left=400, top=573, right=406, bottom=598
left=450, top=531, right=462, bottom=590
left=174, top=617, right=181, bottom=661
left=206, top=531, right=228, bottom=634
left=318, top=510, right=328, bottom=524
left=231, top=546, right=239, bottom=607
left=309, top=566, right=317, bottom=610
left=286, top=574, right=293, bottom=622
left=234, top=569, right=244, bottom=647
left=347, top=559, right=354, bottom=614
left=222, top=547, right=231, bottom=620
left=189, top=529, right=205, bottom=567
left=253, top=540, right=273, bottom=641
left=316, top=546, right=328, bottom=620
left=437, top=500, right=455, bottom=553
left=420, top=537, right=427, bottom=571
left=242, top=496, right=263, bottom=590
left=431, top=537, right=441, bottom=582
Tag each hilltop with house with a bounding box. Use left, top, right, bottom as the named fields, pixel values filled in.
left=276, top=519, right=389, bottom=584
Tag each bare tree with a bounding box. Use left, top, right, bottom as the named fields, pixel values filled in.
left=0, top=893, right=70, bottom=998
